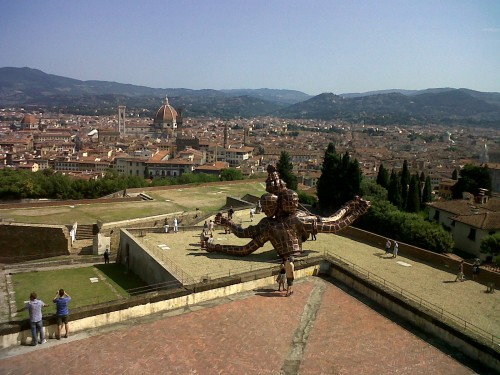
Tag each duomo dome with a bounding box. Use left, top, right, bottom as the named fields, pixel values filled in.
left=154, top=97, right=178, bottom=125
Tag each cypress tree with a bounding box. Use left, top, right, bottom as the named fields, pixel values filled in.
left=317, top=145, right=361, bottom=214
left=376, top=164, right=390, bottom=189
left=400, top=160, right=410, bottom=210
left=406, top=173, right=421, bottom=213
left=276, top=151, right=298, bottom=190
left=421, top=176, right=432, bottom=208
left=388, top=169, right=403, bottom=209
left=317, top=143, right=340, bottom=214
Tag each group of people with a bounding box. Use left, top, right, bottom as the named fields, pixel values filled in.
left=19, top=289, right=71, bottom=346
left=385, top=239, right=399, bottom=258
left=164, top=217, right=179, bottom=234
left=276, top=256, right=295, bottom=297
left=455, top=258, right=481, bottom=282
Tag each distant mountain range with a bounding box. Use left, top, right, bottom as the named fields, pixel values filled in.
left=1, top=67, right=499, bottom=128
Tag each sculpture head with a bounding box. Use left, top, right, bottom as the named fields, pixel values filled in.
left=280, top=189, right=299, bottom=214
left=260, top=193, right=278, bottom=217
left=265, top=164, right=287, bottom=194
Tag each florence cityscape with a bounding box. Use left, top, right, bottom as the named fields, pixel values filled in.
left=0, top=1, right=499, bottom=374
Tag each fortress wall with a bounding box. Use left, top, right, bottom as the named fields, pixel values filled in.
left=0, top=223, right=70, bottom=263
left=118, top=229, right=182, bottom=286
left=342, top=226, right=500, bottom=286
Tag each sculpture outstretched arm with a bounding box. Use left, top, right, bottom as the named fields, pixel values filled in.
left=214, top=213, right=267, bottom=238
left=314, top=197, right=370, bottom=234
left=205, top=233, right=269, bottom=256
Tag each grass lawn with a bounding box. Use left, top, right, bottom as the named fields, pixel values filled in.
left=0, top=181, right=267, bottom=225
left=13, top=264, right=146, bottom=320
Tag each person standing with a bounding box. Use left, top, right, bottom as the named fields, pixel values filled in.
left=250, top=208, right=255, bottom=222
left=472, top=258, right=481, bottom=280
left=285, top=256, right=295, bottom=296
left=103, top=248, right=110, bottom=264
left=228, top=206, right=234, bottom=220
left=277, top=259, right=286, bottom=291
left=173, top=217, right=178, bottom=233
left=393, top=241, right=399, bottom=258
left=311, top=220, right=317, bottom=241
left=385, top=239, right=391, bottom=255
left=53, top=289, right=71, bottom=339
left=209, top=219, right=215, bottom=235
left=164, top=219, right=169, bottom=234
left=19, top=292, right=48, bottom=346
left=455, top=260, right=465, bottom=282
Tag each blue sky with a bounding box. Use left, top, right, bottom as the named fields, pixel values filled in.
left=1, top=0, right=499, bottom=95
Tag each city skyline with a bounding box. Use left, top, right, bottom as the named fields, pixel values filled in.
left=1, top=0, right=499, bottom=95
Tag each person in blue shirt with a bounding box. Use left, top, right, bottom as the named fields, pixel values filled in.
left=53, top=289, right=71, bottom=339
left=19, top=292, right=48, bottom=346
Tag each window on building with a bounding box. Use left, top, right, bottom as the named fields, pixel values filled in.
left=468, top=228, right=476, bottom=241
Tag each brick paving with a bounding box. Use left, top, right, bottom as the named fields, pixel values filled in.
left=0, top=279, right=476, bottom=375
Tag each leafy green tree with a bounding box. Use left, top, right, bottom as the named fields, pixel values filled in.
left=360, top=179, right=388, bottom=202
left=220, top=168, right=244, bottom=181
left=376, top=164, right=390, bottom=189
left=421, top=176, right=432, bottom=208
left=387, top=169, right=403, bottom=209
left=480, top=233, right=500, bottom=257
left=400, top=160, right=410, bottom=209
left=451, top=164, right=492, bottom=199
left=276, top=151, right=298, bottom=190
left=298, top=191, right=318, bottom=205
left=406, top=174, right=421, bottom=213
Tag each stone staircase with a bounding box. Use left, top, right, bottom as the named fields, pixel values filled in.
left=76, top=224, right=95, bottom=240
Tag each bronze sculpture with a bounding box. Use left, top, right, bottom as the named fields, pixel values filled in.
left=205, top=165, right=370, bottom=258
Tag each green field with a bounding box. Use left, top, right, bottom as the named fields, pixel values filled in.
left=13, top=264, right=146, bottom=320
left=0, top=181, right=267, bottom=225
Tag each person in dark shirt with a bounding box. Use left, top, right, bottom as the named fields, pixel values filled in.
left=53, top=289, right=71, bottom=339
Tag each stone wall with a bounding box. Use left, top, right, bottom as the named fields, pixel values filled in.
left=0, top=223, right=70, bottom=263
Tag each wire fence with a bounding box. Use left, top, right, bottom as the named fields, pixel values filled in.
left=324, top=252, right=500, bottom=348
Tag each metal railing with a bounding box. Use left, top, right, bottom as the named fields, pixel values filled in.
left=324, top=252, right=500, bottom=348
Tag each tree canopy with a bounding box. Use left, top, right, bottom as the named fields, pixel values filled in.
left=451, top=164, right=492, bottom=199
